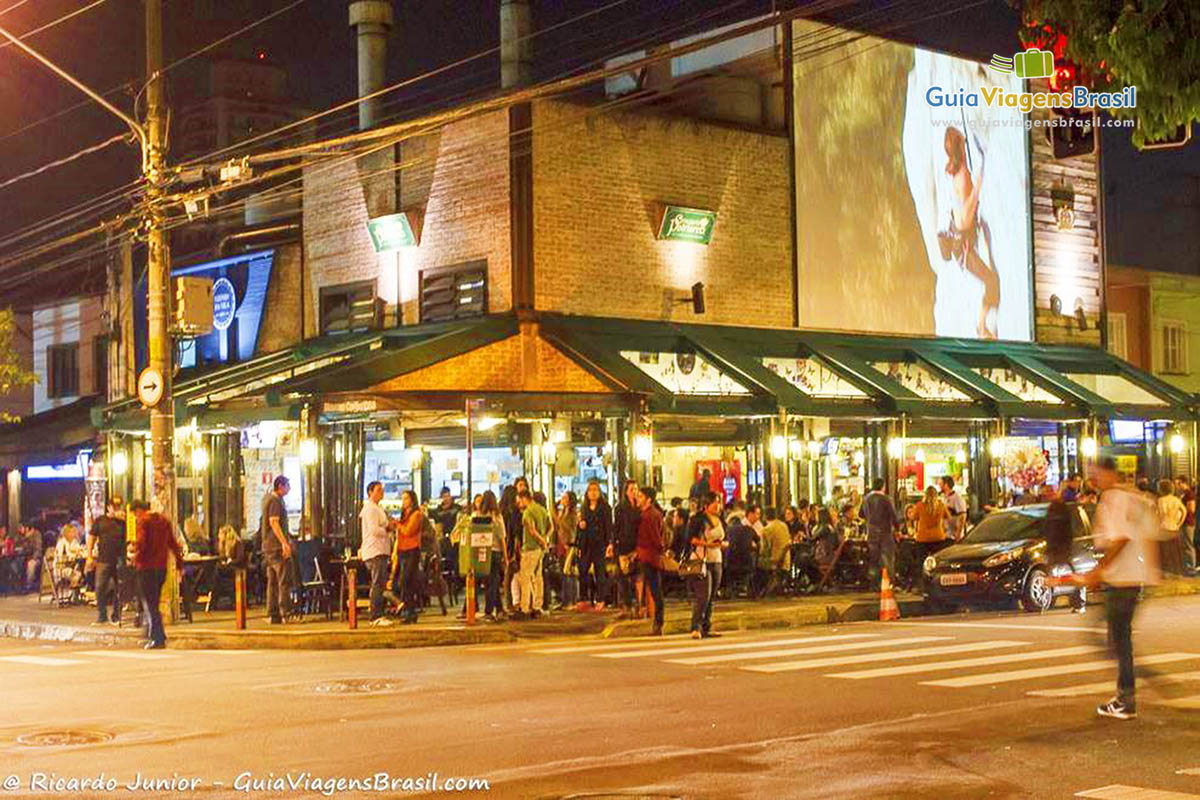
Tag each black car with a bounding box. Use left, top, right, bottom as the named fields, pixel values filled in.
left=923, top=503, right=1098, bottom=613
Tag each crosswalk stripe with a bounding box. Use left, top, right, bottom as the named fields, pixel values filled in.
left=892, top=621, right=1105, bottom=634
left=532, top=633, right=750, bottom=655
left=830, top=645, right=1102, bottom=680
left=664, top=636, right=957, bottom=666
left=1157, top=695, right=1200, bottom=710
left=923, top=653, right=1200, bottom=688
left=739, top=640, right=1027, bottom=674
left=0, top=655, right=87, bottom=666
left=1028, top=670, right=1200, bottom=698
left=78, top=650, right=179, bottom=660
left=592, top=633, right=888, bottom=660
left=1076, top=785, right=1200, bottom=799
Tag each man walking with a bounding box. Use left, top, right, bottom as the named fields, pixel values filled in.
left=1088, top=457, right=1161, bottom=720
left=130, top=500, right=183, bottom=650
left=88, top=496, right=126, bottom=626
left=360, top=481, right=395, bottom=626
left=861, top=477, right=902, bottom=586
left=635, top=486, right=665, bottom=635
left=515, top=489, right=551, bottom=619
left=260, top=476, right=294, bottom=624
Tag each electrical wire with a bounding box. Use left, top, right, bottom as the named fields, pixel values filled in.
left=0, top=132, right=129, bottom=192
left=0, top=0, right=107, bottom=50
left=0, top=0, right=30, bottom=17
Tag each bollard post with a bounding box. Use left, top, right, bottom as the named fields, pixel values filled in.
left=466, top=572, right=476, bottom=626
left=234, top=568, right=246, bottom=630
left=347, top=567, right=358, bottom=630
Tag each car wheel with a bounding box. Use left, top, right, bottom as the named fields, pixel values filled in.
left=1021, top=567, right=1053, bottom=613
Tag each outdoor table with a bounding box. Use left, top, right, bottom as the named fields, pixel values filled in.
left=332, top=557, right=366, bottom=628
left=180, top=555, right=220, bottom=622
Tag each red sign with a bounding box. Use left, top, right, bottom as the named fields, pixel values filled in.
left=695, top=459, right=742, bottom=505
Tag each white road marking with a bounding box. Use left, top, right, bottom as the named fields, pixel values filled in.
left=1076, top=785, right=1200, bottom=799
left=77, top=650, right=180, bottom=660
left=531, top=633, right=749, bottom=655
left=0, top=655, right=88, bottom=666
left=1029, top=670, right=1200, bottom=698
left=924, top=653, right=1200, bottom=688
left=1157, top=695, right=1200, bottom=710
left=891, top=620, right=1106, bottom=634
left=830, top=645, right=1102, bottom=680
left=1176, top=769, right=1200, bottom=776
left=594, top=633, right=889, bottom=661
left=739, top=641, right=1026, bottom=674
left=664, top=636, right=956, bottom=666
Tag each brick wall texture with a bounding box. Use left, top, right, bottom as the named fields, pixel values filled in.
left=302, top=111, right=511, bottom=336
left=372, top=333, right=610, bottom=394
left=532, top=100, right=794, bottom=327
left=257, top=242, right=303, bottom=354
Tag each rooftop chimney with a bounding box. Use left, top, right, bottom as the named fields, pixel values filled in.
left=500, top=0, right=532, bottom=89
left=349, top=0, right=394, bottom=130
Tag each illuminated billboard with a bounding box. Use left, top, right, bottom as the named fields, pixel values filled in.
left=792, top=21, right=1032, bottom=341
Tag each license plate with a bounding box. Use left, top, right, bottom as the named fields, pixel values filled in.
left=939, top=573, right=968, bottom=587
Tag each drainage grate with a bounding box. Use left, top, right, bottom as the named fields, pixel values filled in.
left=309, top=678, right=404, bottom=695
left=17, top=730, right=115, bottom=747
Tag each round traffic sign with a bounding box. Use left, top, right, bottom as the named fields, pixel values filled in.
left=137, top=367, right=164, bottom=408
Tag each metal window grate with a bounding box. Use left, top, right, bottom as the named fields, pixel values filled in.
left=419, top=261, right=487, bottom=323
left=319, top=280, right=378, bottom=334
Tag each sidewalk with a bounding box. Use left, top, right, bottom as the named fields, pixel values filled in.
left=1, top=578, right=1195, bottom=650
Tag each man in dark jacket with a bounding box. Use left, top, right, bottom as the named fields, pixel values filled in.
left=860, top=478, right=902, bottom=586
left=131, top=499, right=184, bottom=649
left=88, top=496, right=126, bottom=626
left=612, top=480, right=642, bottom=615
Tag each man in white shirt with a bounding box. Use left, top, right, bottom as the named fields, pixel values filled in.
left=1087, top=457, right=1161, bottom=720
left=940, top=477, right=967, bottom=540
left=360, top=481, right=395, bottom=626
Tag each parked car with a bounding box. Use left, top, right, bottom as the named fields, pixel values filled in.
left=923, top=503, right=1098, bottom=613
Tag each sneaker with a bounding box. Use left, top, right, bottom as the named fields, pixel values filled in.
left=143, top=641, right=166, bottom=650
left=690, top=630, right=702, bottom=640
left=109, top=619, right=122, bottom=627
left=1097, top=698, right=1137, bottom=720
left=369, top=617, right=395, bottom=627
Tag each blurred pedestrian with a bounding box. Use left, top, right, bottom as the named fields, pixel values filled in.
left=1087, top=457, right=1161, bottom=720
left=861, top=478, right=902, bottom=586
left=612, top=480, right=642, bottom=616
left=1173, top=476, right=1196, bottom=575
left=130, top=500, right=183, bottom=650
left=635, top=485, right=665, bottom=635
left=688, top=491, right=726, bottom=639
left=1157, top=479, right=1187, bottom=577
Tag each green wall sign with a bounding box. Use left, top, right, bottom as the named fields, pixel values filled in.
left=656, top=205, right=716, bottom=244
left=367, top=212, right=419, bottom=252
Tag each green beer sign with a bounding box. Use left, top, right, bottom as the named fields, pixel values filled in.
left=367, top=212, right=419, bottom=252
left=656, top=205, right=716, bottom=244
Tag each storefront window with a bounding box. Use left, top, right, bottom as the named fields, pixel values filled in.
left=621, top=350, right=751, bottom=396
left=972, top=367, right=1063, bottom=404
left=552, top=446, right=609, bottom=500
left=870, top=361, right=968, bottom=401
left=1061, top=372, right=1167, bottom=406
left=762, top=356, right=867, bottom=399
left=429, top=447, right=524, bottom=500
left=363, top=440, right=416, bottom=512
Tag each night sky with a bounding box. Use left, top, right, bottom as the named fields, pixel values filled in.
left=0, top=0, right=1194, bottom=299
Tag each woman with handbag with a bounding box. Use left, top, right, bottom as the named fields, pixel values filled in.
left=576, top=480, right=611, bottom=610
left=613, top=480, right=642, bottom=616
left=687, top=492, right=726, bottom=639
left=555, top=491, right=579, bottom=609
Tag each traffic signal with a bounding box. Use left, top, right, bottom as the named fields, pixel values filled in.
left=173, top=276, right=214, bottom=335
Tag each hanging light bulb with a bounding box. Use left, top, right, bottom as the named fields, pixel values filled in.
left=633, top=433, right=653, bottom=462
left=1169, top=433, right=1185, bottom=454
left=190, top=447, right=209, bottom=472
left=989, top=438, right=1005, bottom=459
left=111, top=451, right=128, bottom=477
left=886, top=438, right=903, bottom=459
left=1080, top=437, right=1098, bottom=458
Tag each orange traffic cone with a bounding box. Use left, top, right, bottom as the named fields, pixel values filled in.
left=879, top=568, right=900, bottom=622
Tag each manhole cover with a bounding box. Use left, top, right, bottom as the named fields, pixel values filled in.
left=17, top=730, right=115, bottom=747
left=310, top=679, right=403, bottom=695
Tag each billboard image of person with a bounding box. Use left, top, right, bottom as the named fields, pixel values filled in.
left=793, top=22, right=1032, bottom=341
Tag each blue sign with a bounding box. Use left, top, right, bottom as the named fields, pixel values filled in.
left=212, top=277, right=237, bottom=332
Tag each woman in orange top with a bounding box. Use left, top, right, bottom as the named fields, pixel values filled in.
left=912, top=485, right=949, bottom=560
left=390, top=490, right=426, bottom=624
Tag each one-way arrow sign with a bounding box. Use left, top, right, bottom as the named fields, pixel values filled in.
left=138, top=367, right=164, bottom=408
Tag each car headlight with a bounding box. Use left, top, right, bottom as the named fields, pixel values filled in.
left=922, top=556, right=937, bottom=575
left=982, top=547, right=1024, bottom=568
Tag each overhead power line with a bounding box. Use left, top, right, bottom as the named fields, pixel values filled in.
left=0, top=132, right=129, bottom=192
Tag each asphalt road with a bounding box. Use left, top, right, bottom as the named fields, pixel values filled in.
left=3, top=596, right=1200, bottom=800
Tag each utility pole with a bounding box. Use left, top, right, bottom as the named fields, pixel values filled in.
left=144, top=0, right=175, bottom=522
